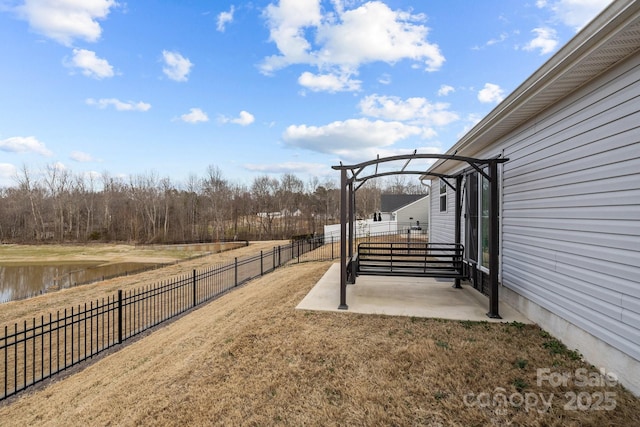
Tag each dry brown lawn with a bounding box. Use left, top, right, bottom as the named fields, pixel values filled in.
left=0, top=253, right=639, bottom=426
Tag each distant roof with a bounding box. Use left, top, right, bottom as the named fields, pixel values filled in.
left=380, top=194, right=426, bottom=213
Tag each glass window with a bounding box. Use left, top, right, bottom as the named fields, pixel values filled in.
left=480, top=172, right=490, bottom=267
left=465, top=169, right=493, bottom=269
left=439, top=180, right=447, bottom=212
left=464, top=173, right=478, bottom=263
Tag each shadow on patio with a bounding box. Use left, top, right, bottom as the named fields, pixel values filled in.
left=297, top=263, right=531, bottom=323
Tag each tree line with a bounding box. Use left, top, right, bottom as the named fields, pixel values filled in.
left=0, top=164, right=427, bottom=243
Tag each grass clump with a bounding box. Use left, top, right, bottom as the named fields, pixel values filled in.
left=514, top=358, right=528, bottom=370
left=435, top=340, right=449, bottom=350
left=512, top=377, right=529, bottom=392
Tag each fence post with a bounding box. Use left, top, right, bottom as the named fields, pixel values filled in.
left=278, top=246, right=281, bottom=267
left=297, top=240, right=300, bottom=262
left=117, top=290, right=123, bottom=344
left=4, top=325, right=7, bottom=396
left=234, top=257, right=238, bottom=287
left=260, top=251, right=264, bottom=276
left=192, top=270, right=197, bottom=307
left=331, top=236, right=334, bottom=259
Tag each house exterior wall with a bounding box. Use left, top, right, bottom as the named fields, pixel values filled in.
left=499, top=54, right=640, bottom=391
left=431, top=53, right=640, bottom=394
left=394, top=196, right=429, bottom=230
left=429, top=181, right=456, bottom=244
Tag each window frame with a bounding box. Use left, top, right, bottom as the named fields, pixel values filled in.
left=465, top=169, right=493, bottom=273
left=439, top=179, right=447, bottom=212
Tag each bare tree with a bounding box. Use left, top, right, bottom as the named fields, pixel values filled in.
left=277, top=173, right=304, bottom=235
left=230, top=182, right=251, bottom=240
left=202, top=165, right=231, bottom=241
left=356, top=180, right=382, bottom=219
left=14, top=165, right=46, bottom=240
left=1, top=164, right=366, bottom=243
left=180, top=173, right=202, bottom=241
left=251, top=175, right=280, bottom=239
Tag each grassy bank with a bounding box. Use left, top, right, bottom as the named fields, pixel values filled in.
left=0, top=241, right=286, bottom=326
left=0, top=261, right=638, bottom=426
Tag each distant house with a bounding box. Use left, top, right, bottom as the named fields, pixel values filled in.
left=425, top=0, right=640, bottom=395
left=380, top=194, right=429, bottom=230
left=324, top=194, right=429, bottom=239
left=256, top=208, right=302, bottom=218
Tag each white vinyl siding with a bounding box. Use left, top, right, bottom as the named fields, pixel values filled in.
left=498, top=54, right=640, bottom=361
left=394, top=196, right=429, bottom=229
left=430, top=179, right=455, bottom=244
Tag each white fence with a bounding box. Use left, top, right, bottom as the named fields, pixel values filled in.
left=323, top=220, right=398, bottom=240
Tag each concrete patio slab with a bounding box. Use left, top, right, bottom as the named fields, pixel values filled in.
left=296, top=263, right=532, bottom=323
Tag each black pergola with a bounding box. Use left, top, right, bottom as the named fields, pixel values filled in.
left=331, top=153, right=508, bottom=318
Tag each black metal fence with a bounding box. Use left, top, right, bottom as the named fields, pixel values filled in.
left=1, top=237, right=339, bottom=401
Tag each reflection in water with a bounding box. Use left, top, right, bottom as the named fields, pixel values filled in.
left=0, top=262, right=165, bottom=303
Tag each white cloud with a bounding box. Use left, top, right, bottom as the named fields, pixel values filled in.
left=261, top=1, right=444, bottom=91
left=538, top=0, right=613, bottom=31
left=217, top=6, right=234, bottom=32
left=261, top=0, right=322, bottom=73
left=472, top=30, right=517, bottom=51
left=282, top=118, right=423, bottom=158
left=234, top=111, right=255, bottom=125
left=51, top=161, right=67, bottom=171
left=298, top=71, right=361, bottom=93
left=14, top=0, right=118, bottom=45
left=457, top=113, right=484, bottom=138
left=244, top=161, right=330, bottom=176
left=67, top=49, right=114, bottom=79
left=378, top=73, right=392, bottom=85
left=437, top=84, right=455, bottom=97
left=316, top=2, right=444, bottom=70
left=0, top=163, right=18, bottom=182
left=478, top=83, right=505, bottom=104
left=0, top=136, right=53, bottom=157
left=486, top=32, right=509, bottom=46
left=359, top=94, right=459, bottom=127
left=523, top=27, right=558, bottom=55
left=220, top=110, right=255, bottom=126
left=70, top=151, right=96, bottom=162
left=162, top=50, right=193, bottom=82
left=86, top=98, right=151, bottom=111
left=179, top=108, right=209, bottom=124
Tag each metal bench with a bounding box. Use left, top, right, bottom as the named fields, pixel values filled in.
left=356, top=242, right=464, bottom=279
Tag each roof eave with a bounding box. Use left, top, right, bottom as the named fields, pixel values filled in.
left=427, top=0, right=640, bottom=176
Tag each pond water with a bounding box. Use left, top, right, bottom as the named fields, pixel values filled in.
left=0, top=261, right=165, bottom=303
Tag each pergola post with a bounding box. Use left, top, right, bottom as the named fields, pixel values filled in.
left=454, top=174, right=463, bottom=289
left=487, top=160, right=501, bottom=318
left=348, top=180, right=357, bottom=284
left=339, top=168, right=348, bottom=310
left=348, top=180, right=354, bottom=260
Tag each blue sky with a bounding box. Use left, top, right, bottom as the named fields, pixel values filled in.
left=0, top=0, right=613, bottom=188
